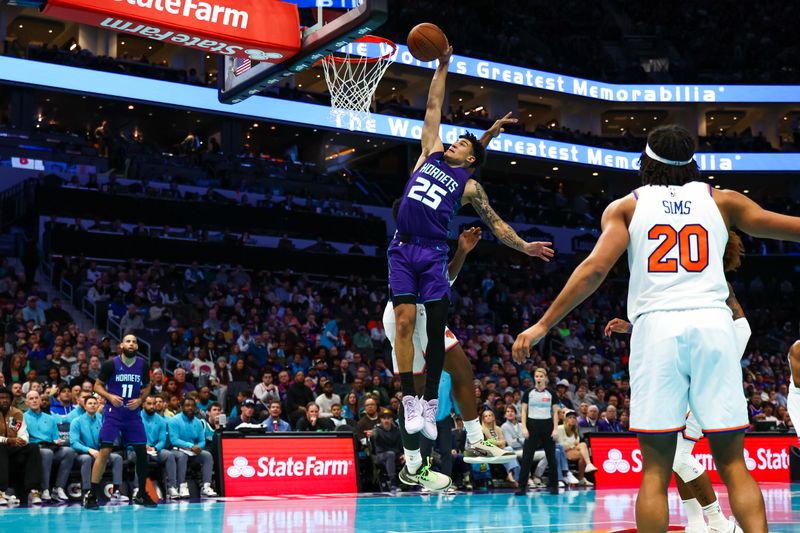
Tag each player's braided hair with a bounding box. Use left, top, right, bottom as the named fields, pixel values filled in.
left=639, top=125, right=700, bottom=186
left=723, top=230, right=745, bottom=272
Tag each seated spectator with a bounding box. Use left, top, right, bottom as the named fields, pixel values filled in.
left=315, top=380, right=341, bottom=418
left=195, top=386, right=214, bottom=413
left=164, top=393, right=181, bottom=417
left=555, top=380, right=574, bottom=410
left=70, top=394, right=125, bottom=501
left=262, top=400, right=291, bottom=433
left=356, top=395, right=381, bottom=444
left=480, top=409, right=520, bottom=487
left=44, top=298, right=72, bottom=326
left=501, top=405, right=525, bottom=458
left=119, top=305, right=144, bottom=334
left=168, top=397, right=217, bottom=498
left=295, top=402, right=334, bottom=432
left=226, top=398, right=262, bottom=429
left=24, top=390, right=75, bottom=502
left=342, top=391, right=361, bottom=422
left=150, top=368, right=166, bottom=394
left=330, top=359, right=354, bottom=395
left=597, top=405, right=623, bottom=432
left=579, top=405, right=600, bottom=433
left=22, top=297, right=46, bottom=326
left=190, top=349, right=216, bottom=386
left=202, top=402, right=224, bottom=456
left=49, top=384, right=77, bottom=419
left=329, top=403, right=352, bottom=429
left=557, top=409, right=596, bottom=486
left=12, top=382, right=28, bottom=412
left=0, top=386, right=44, bottom=505
left=286, top=371, right=315, bottom=420
left=372, top=408, right=402, bottom=487
left=254, top=371, right=280, bottom=406
left=129, top=394, right=178, bottom=500
left=173, top=368, right=196, bottom=396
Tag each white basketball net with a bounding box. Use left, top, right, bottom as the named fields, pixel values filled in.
left=322, top=43, right=394, bottom=122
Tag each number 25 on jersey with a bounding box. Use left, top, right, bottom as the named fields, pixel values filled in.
left=648, top=224, right=709, bottom=273
left=407, top=177, right=447, bottom=209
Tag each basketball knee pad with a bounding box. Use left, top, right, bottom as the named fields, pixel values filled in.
left=673, top=450, right=705, bottom=483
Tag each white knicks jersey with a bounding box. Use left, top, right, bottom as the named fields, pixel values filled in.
left=383, top=302, right=459, bottom=375
left=627, top=182, right=729, bottom=323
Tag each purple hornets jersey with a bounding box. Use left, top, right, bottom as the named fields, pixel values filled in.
left=99, top=356, right=148, bottom=418
left=396, top=152, right=472, bottom=240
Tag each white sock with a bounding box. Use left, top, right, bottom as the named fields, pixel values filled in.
left=702, top=498, right=728, bottom=530
left=463, top=418, right=483, bottom=445
left=788, top=387, right=800, bottom=442
left=682, top=498, right=705, bottom=528
left=405, top=448, right=422, bottom=474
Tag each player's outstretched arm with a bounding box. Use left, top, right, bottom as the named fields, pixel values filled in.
left=448, top=227, right=481, bottom=282
left=462, top=179, right=554, bottom=261
left=416, top=46, right=453, bottom=169
left=512, top=196, right=632, bottom=361
left=478, top=112, right=518, bottom=148
left=717, top=189, right=800, bottom=242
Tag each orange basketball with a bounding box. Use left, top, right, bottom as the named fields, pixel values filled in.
left=407, top=23, right=449, bottom=62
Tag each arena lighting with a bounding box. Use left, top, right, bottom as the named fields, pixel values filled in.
left=4, top=57, right=800, bottom=172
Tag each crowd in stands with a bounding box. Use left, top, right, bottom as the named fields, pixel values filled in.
left=2, top=220, right=794, bottom=498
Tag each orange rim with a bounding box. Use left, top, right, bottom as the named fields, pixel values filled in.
left=323, top=35, right=397, bottom=64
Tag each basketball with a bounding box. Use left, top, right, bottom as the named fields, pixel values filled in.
left=407, top=23, right=449, bottom=62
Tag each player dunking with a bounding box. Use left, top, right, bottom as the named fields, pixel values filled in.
left=512, top=125, right=800, bottom=533
left=384, top=226, right=516, bottom=490
left=605, top=230, right=749, bottom=533
left=390, top=45, right=553, bottom=461
left=85, top=335, right=156, bottom=509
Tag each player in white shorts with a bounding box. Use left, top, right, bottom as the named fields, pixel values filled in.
left=789, top=341, right=800, bottom=442
left=513, top=125, right=800, bottom=532
left=604, top=231, right=749, bottom=532
left=384, top=227, right=516, bottom=492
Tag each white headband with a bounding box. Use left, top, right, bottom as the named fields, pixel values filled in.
left=645, top=144, right=693, bottom=166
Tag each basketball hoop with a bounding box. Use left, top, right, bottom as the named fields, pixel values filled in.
left=321, top=35, right=396, bottom=122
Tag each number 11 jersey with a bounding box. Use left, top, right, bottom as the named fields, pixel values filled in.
left=626, top=181, right=729, bottom=323
left=98, top=355, right=149, bottom=419
left=396, top=152, right=472, bottom=241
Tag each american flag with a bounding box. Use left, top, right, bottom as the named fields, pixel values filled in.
left=234, top=58, right=252, bottom=76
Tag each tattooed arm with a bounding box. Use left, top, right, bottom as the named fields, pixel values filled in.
left=462, top=179, right=554, bottom=260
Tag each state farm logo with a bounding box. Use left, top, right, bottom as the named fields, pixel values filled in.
left=227, top=456, right=256, bottom=478
left=226, top=455, right=353, bottom=478
left=113, top=0, right=250, bottom=29
left=603, top=448, right=631, bottom=474
left=743, top=449, right=757, bottom=471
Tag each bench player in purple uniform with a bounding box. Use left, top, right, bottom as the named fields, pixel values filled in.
left=85, top=335, right=156, bottom=509
left=390, top=45, right=554, bottom=484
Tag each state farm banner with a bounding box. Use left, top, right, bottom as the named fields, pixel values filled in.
left=587, top=433, right=796, bottom=489
left=219, top=434, right=359, bottom=496
left=42, top=0, right=300, bottom=60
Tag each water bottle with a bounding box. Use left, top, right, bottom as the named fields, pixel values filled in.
left=218, top=413, right=227, bottom=429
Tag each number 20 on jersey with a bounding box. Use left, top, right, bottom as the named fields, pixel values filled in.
left=648, top=224, right=709, bottom=272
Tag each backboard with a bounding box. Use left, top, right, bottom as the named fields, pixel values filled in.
left=218, top=0, right=388, bottom=105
